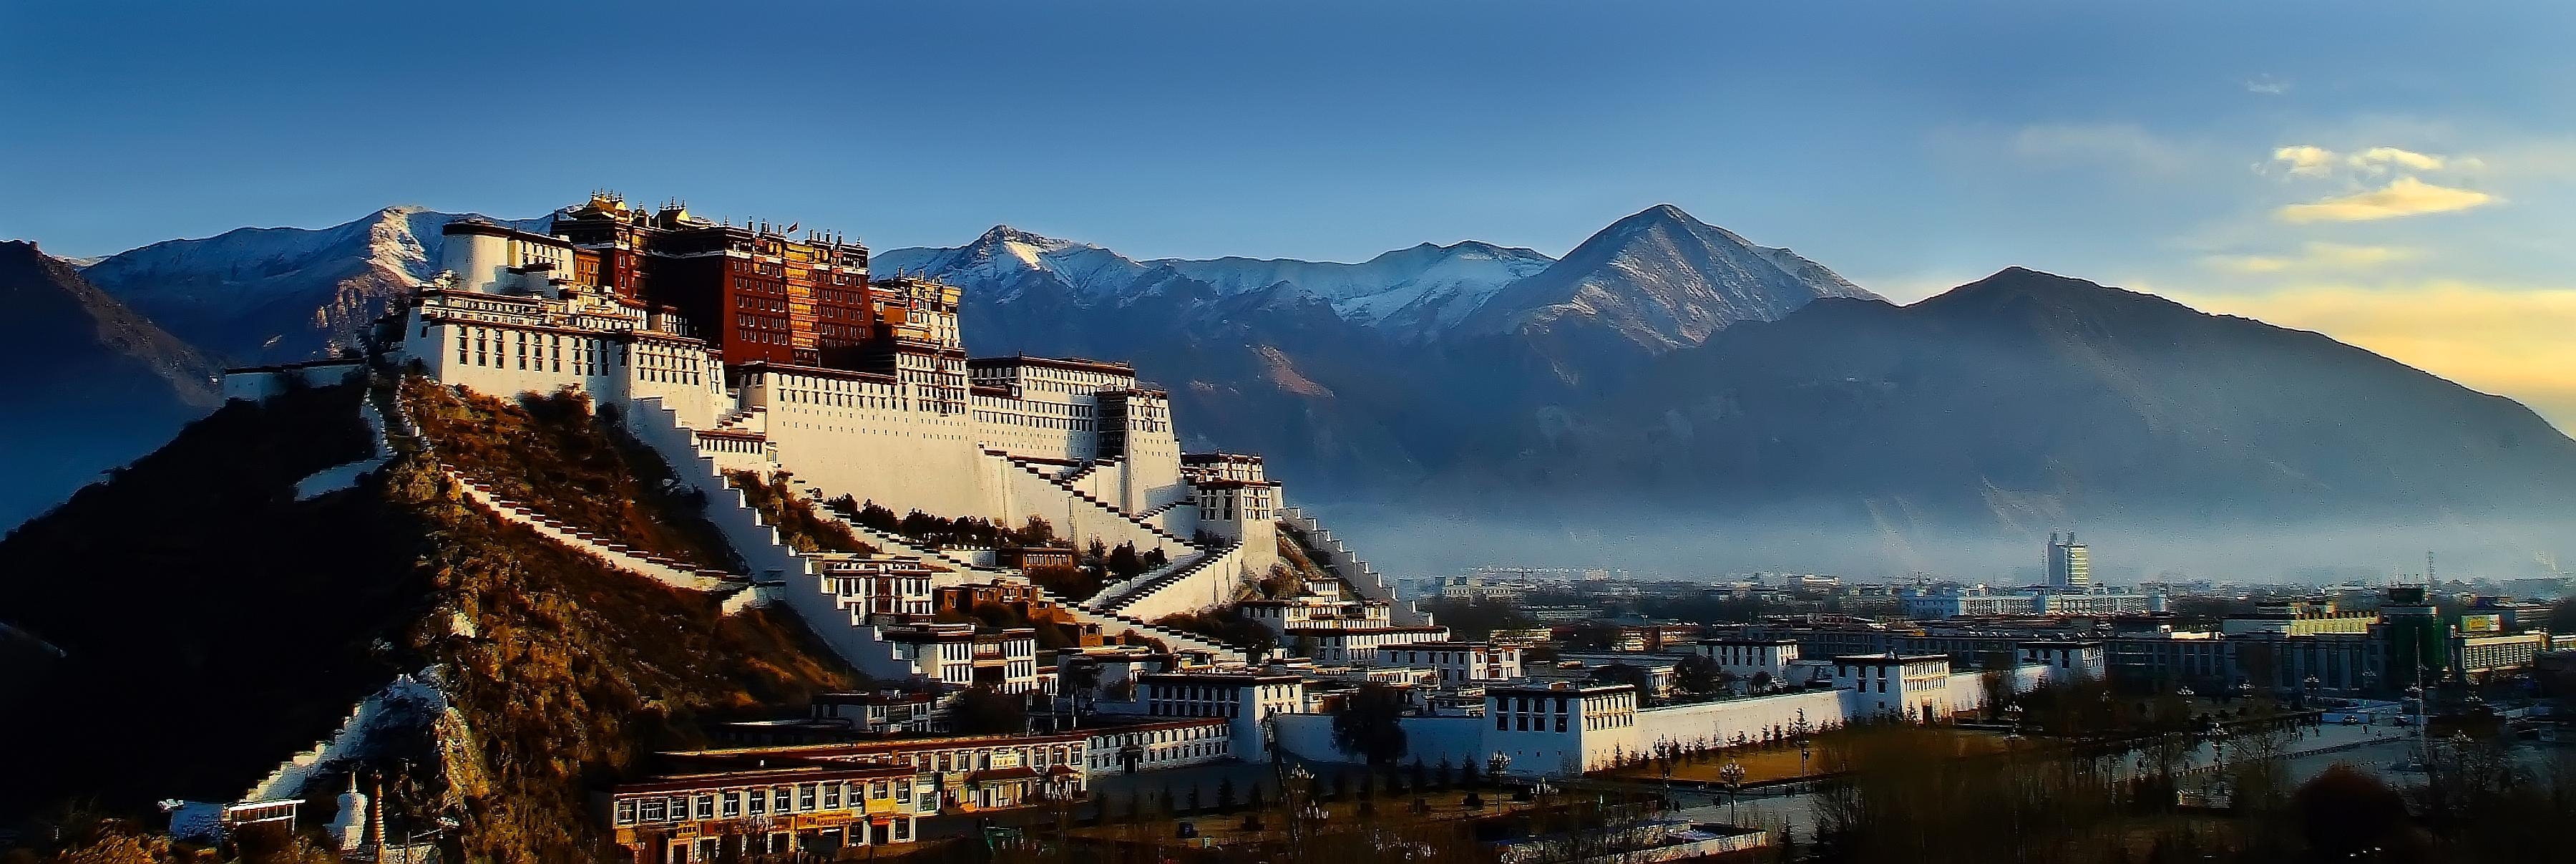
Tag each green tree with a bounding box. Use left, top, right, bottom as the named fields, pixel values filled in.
left=1332, top=682, right=1412, bottom=766
left=1674, top=654, right=1726, bottom=694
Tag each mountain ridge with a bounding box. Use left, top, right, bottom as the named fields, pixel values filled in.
left=29, top=205, right=2576, bottom=543
left=1454, top=266, right=2576, bottom=530
left=0, top=240, right=222, bottom=529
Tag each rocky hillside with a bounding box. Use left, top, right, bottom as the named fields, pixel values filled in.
left=0, top=377, right=852, bottom=861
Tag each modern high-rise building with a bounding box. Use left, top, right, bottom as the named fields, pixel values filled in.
left=2045, top=531, right=2091, bottom=588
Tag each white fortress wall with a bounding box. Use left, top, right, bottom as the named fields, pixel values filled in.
left=1279, top=508, right=1430, bottom=626
left=743, top=365, right=989, bottom=518
left=993, top=453, right=1181, bottom=559
left=400, top=293, right=726, bottom=429
left=1269, top=713, right=1488, bottom=770
left=1632, top=689, right=1854, bottom=752
left=620, top=397, right=916, bottom=681
left=1111, top=541, right=1256, bottom=622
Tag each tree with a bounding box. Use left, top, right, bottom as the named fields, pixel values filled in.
left=2292, top=765, right=2421, bottom=860
left=1216, top=777, right=1239, bottom=813
left=1013, top=515, right=1055, bottom=546
left=1332, top=682, right=1412, bottom=766
left=947, top=686, right=1028, bottom=735
left=1142, top=546, right=1169, bottom=569
left=1675, top=654, right=1726, bottom=695
left=1106, top=542, right=1146, bottom=581
left=857, top=500, right=900, bottom=533
left=1594, top=662, right=1653, bottom=696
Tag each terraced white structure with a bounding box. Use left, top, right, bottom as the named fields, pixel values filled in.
left=358, top=197, right=1428, bottom=674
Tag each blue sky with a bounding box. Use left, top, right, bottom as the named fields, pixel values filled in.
left=7, top=1, right=2575, bottom=424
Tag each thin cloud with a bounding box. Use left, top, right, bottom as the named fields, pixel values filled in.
left=2013, top=123, right=2195, bottom=174
left=2244, top=75, right=2291, bottom=96
left=2202, top=242, right=2420, bottom=274
left=2271, top=145, right=2338, bottom=178
left=2274, top=177, right=2495, bottom=223
left=2268, top=145, right=2454, bottom=178
left=2351, top=147, right=2445, bottom=173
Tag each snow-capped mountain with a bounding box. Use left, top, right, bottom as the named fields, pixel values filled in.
left=871, top=226, right=1174, bottom=305
left=1156, top=241, right=1554, bottom=339
left=1465, top=203, right=1880, bottom=353
left=81, top=207, right=544, bottom=364
left=875, top=229, right=1557, bottom=341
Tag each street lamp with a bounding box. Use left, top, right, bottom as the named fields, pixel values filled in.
left=1797, top=737, right=1812, bottom=780
left=1717, top=762, right=1747, bottom=825
left=2004, top=702, right=2026, bottom=744
left=1488, top=751, right=1511, bottom=786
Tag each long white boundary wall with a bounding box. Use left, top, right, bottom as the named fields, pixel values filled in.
left=1274, top=666, right=2061, bottom=778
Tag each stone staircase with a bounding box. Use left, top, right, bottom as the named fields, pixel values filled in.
left=618, top=397, right=956, bottom=681
left=1094, top=540, right=1245, bottom=617
left=449, top=475, right=737, bottom=592
left=378, top=378, right=739, bottom=596
left=787, top=477, right=1005, bottom=575
left=1023, top=582, right=1243, bottom=660
left=711, top=405, right=766, bottom=432
left=1280, top=506, right=1433, bottom=626
left=999, top=455, right=1198, bottom=551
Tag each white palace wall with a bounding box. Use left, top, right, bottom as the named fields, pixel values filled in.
left=741, top=366, right=990, bottom=519
left=1273, top=666, right=2062, bottom=778
left=399, top=293, right=725, bottom=429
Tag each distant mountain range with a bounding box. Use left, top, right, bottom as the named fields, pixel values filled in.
left=79, top=207, right=544, bottom=364
left=1455, top=267, right=2576, bottom=528
left=20, top=203, right=2576, bottom=554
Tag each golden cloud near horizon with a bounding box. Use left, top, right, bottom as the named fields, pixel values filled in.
left=2274, top=176, right=2495, bottom=223
left=2202, top=242, right=2418, bottom=274
left=2161, top=282, right=2576, bottom=432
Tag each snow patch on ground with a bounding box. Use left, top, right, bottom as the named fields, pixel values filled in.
left=294, top=397, right=388, bottom=500
left=243, top=674, right=444, bottom=802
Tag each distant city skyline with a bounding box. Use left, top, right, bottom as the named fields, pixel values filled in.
left=6, top=1, right=2573, bottom=428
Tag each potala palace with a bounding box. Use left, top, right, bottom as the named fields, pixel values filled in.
left=224, top=193, right=2094, bottom=860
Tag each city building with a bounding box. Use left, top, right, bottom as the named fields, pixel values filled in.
left=1378, top=642, right=1526, bottom=684
left=1687, top=639, right=1802, bottom=683
left=601, top=762, right=926, bottom=863
left=2046, top=531, right=2091, bottom=589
